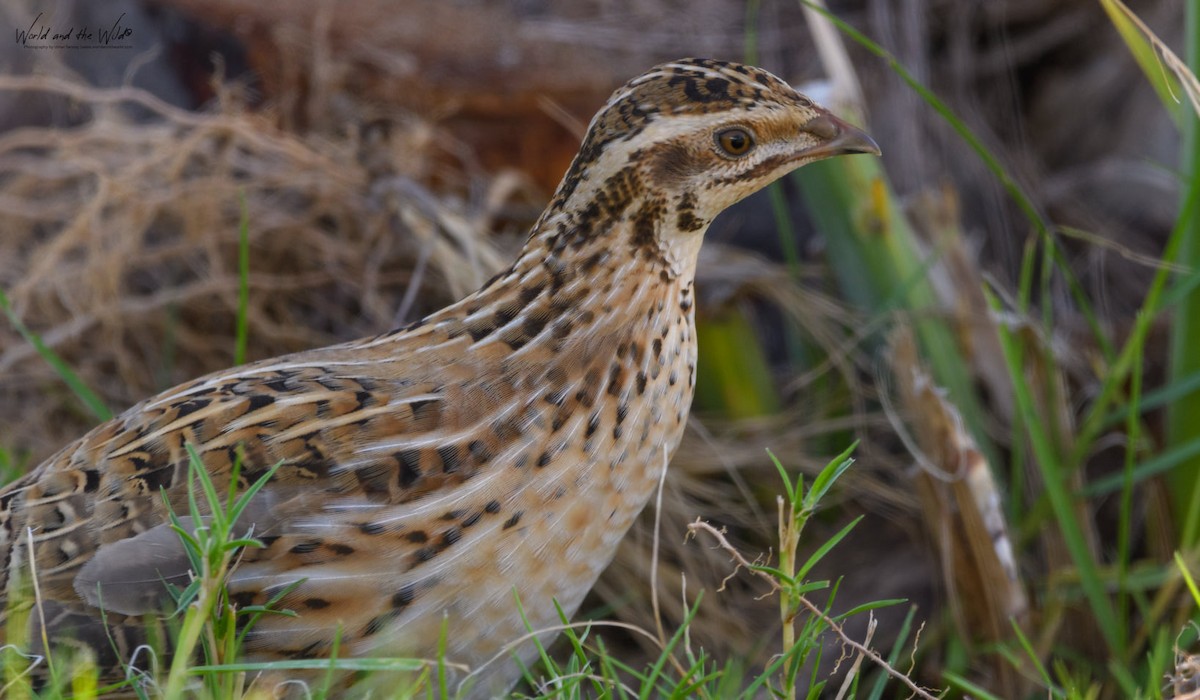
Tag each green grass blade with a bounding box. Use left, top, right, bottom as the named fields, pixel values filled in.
left=795, top=515, right=861, bottom=581
left=185, top=443, right=226, bottom=533
left=1010, top=617, right=1057, bottom=693
left=1084, top=433, right=1200, bottom=496
left=766, top=449, right=796, bottom=505
left=1115, top=318, right=1144, bottom=634
left=833, top=598, right=906, bottom=622
left=1099, top=0, right=1191, bottom=127
left=1139, top=627, right=1175, bottom=700
left=1075, top=184, right=1199, bottom=465
left=513, top=588, right=562, bottom=692
left=1167, top=0, right=1200, bottom=546
left=188, top=658, right=429, bottom=673
left=1103, top=368, right=1200, bottom=428
left=986, top=286, right=1123, bottom=657
left=1175, top=551, right=1200, bottom=607
left=803, top=441, right=857, bottom=511
left=866, top=605, right=917, bottom=700
left=942, top=671, right=1005, bottom=700
left=0, top=288, right=112, bottom=422
left=639, top=592, right=704, bottom=700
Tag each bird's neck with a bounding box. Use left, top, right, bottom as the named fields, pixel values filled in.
left=423, top=168, right=704, bottom=354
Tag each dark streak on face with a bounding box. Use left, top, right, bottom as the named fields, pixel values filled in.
left=644, top=140, right=705, bottom=187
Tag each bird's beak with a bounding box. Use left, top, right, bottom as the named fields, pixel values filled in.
left=796, top=112, right=881, bottom=159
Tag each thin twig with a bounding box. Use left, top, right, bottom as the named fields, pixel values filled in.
left=536, top=671, right=639, bottom=697
left=834, top=613, right=875, bottom=700
left=687, top=519, right=940, bottom=700
left=650, top=444, right=670, bottom=646
left=394, top=241, right=432, bottom=326
left=0, top=644, right=43, bottom=696
left=460, top=619, right=664, bottom=693
left=25, top=527, right=56, bottom=682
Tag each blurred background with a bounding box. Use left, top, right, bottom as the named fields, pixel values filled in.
left=0, top=0, right=1190, bottom=696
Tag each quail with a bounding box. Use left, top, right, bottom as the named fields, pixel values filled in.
left=0, top=58, right=879, bottom=696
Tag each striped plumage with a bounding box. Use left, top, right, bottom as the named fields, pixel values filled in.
left=0, top=58, right=878, bottom=696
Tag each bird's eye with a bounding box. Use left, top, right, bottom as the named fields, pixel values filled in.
left=715, top=127, right=755, bottom=157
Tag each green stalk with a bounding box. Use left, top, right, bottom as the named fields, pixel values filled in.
left=793, top=156, right=995, bottom=467
left=164, top=585, right=219, bottom=700
left=777, top=495, right=797, bottom=700
left=1168, top=1, right=1200, bottom=547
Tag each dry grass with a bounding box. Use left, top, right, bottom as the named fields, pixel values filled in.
left=0, top=74, right=519, bottom=458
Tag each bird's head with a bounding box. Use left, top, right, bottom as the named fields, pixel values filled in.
left=530, top=58, right=880, bottom=282
left=594, top=58, right=878, bottom=216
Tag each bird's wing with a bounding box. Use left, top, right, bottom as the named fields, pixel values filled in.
left=0, top=342, right=512, bottom=618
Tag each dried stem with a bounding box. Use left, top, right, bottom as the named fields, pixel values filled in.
left=687, top=519, right=939, bottom=700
